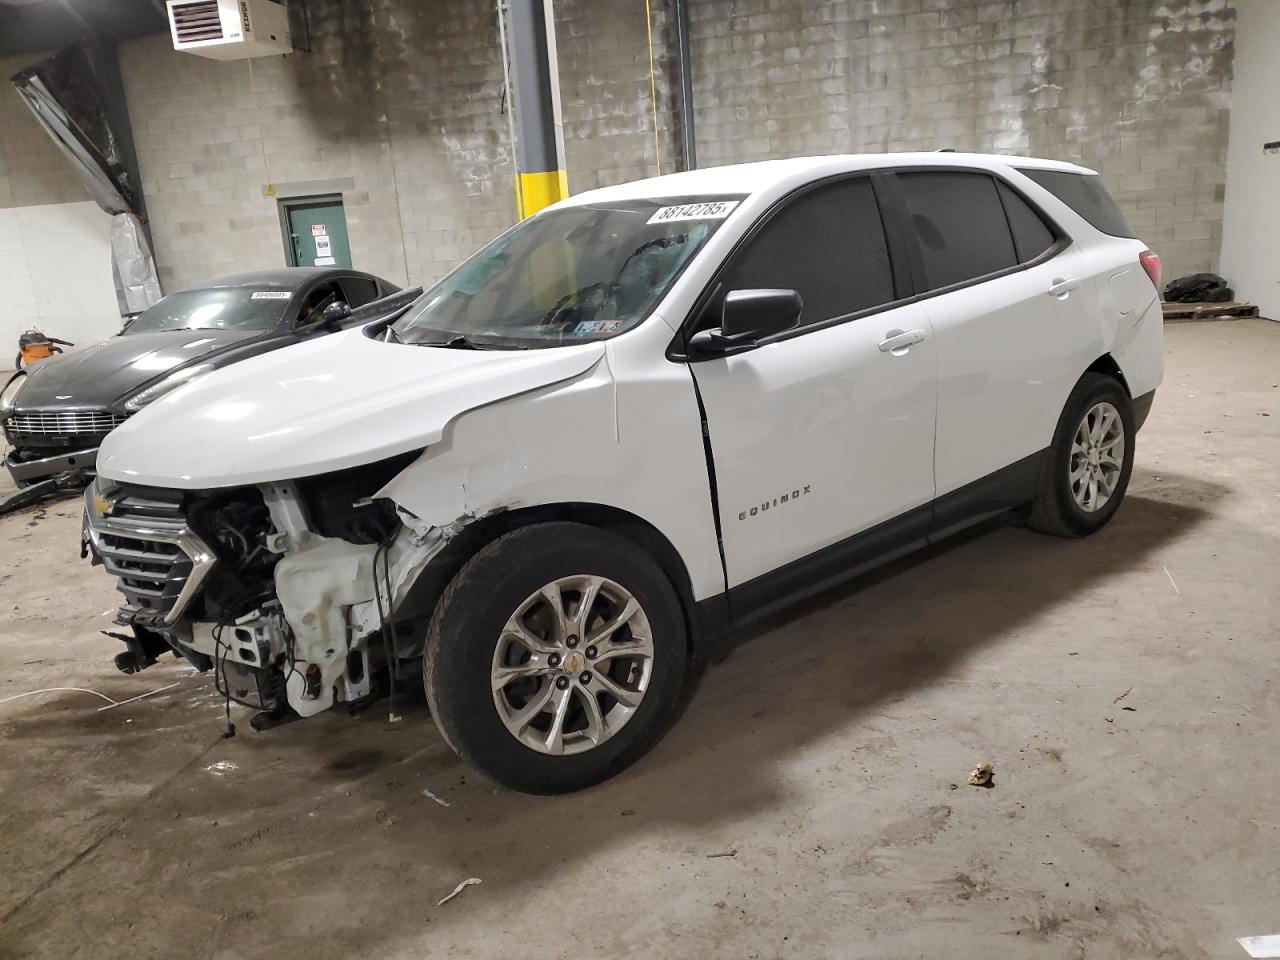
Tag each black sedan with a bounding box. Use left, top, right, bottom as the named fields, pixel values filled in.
left=0, top=268, right=412, bottom=487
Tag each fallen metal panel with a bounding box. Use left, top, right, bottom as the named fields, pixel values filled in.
left=10, top=46, right=135, bottom=215
left=10, top=44, right=161, bottom=313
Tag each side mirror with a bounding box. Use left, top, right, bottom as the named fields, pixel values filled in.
left=689, top=288, right=802, bottom=357
left=321, top=301, right=353, bottom=328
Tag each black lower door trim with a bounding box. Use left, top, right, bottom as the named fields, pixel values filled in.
left=929, top=448, right=1045, bottom=542
left=722, top=502, right=932, bottom=631
left=696, top=448, right=1049, bottom=640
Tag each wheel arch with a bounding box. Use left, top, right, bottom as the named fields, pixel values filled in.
left=1084, top=352, right=1131, bottom=396
left=395, top=501, right=712, bottom=658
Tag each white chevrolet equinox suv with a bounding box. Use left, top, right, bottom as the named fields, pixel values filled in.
left=85, top=153, right=1163, bottom=793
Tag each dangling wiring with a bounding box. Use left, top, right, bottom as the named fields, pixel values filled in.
left=643, top=0, right=664, bottom=177
left=209, top=582, right=286, bottom=737
left=373, top=534, right=402, bottom=723
left=212, top=623, right=236, bottom=739
left=241, top=42, right=274, bottom=196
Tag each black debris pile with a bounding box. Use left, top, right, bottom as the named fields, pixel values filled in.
left=1163, top=273, right=1234, bottom=303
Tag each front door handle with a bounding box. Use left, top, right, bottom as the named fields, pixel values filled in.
left=1048, top=276, right=1081, bottom=298
left=878, top=328, right=928, bottom=355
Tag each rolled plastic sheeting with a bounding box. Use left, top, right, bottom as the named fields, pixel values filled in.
left=111, top=212, right=162, bottom=315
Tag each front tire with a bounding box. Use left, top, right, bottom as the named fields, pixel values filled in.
left=423, top=522, right=688, bottom=794
left=1028, top=372, right=1135, bottom=537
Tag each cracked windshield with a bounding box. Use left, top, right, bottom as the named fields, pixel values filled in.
left=392, top=197, right=743, bottom=348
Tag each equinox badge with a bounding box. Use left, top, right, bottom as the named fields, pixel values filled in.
left=739, top=485, right=812, bottom=520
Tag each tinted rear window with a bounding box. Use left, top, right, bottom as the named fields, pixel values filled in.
left=1019, top=169, right=1134, bottom=238
left=898, top=171, right=1018, bottom=291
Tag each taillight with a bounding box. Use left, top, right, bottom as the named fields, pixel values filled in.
left=1139, top=249, right=1162, bottom=293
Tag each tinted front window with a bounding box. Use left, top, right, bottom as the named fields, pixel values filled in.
left=721, top=177, right=894, bottom=327
left=341, top=277, right=380, bottom=306
left=997, top=181, right=1057, bottom=263
left=295, top=281, right=344, bottom=327
left=126, top=287, right=292, bottom=334
left=1019, top=169, right=1134, bottom=238
left=393, top=196, right=739, bottom=348
left=899, top=172, right=1018, bottom=290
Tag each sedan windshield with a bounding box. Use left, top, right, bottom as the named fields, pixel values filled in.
left=126, top=287, right=293, bottom=334
left=392, top=197, right=742, bottom=348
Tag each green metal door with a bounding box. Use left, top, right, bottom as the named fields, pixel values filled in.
left=281, top=197, right=352, bottom=268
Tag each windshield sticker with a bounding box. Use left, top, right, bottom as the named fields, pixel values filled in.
left=250, top=291, right=291, bottom=300
left=572, top=319, right=623, bottom=336
left=646, top=200, right=740, bottom=224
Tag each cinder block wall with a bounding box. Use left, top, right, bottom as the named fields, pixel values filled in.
left=118, top=0, right=679, bottom=293
left=689, top=0, right=1236, bottom=281
left=120, top=0, right=1233, bottom=293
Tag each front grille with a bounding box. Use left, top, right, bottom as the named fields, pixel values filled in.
left=8, top=409, right=127, bottom=438
left=84, top=484, right=216, bottom=626
left=171, top=0, right=224, bottom=43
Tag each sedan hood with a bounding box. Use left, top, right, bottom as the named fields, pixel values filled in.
left=13, top=329, right=261, bottom=410
left=97, top=328, right=607, bottom=489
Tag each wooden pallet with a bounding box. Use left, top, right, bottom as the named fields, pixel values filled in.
left=1161, top=301, right=1259, bottom=322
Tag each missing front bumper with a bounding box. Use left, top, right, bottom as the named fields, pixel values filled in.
left=5, top=446, right=99, bottom=484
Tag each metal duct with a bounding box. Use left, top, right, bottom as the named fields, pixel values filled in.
left=11, top=45, right=135, bottom=214
left=10, top=44, right=161, bottom=313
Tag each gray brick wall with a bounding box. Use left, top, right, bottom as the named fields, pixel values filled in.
left=558, top=0, right=681, bottom=191
left=118, top=0, right=678, bottom=293
left=688, top=0, right=1236, bottom=281
left=119, top=0, right=1233, bottom=292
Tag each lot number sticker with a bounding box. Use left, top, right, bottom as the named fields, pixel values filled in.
left=250, top=291, right=291, bottom=300
left=646, top=200, right=739, bottom=224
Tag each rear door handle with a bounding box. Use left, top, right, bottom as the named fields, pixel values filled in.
left=1048, top=276, right=1081, bottom=298
left=878, top=328, right=928, bottom=355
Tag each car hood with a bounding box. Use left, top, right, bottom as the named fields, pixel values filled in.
left=97, top=328, right=607, bottom=489
left=13, top=329, right=264, bottom=410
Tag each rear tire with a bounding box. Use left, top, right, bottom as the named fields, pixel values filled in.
left=423, top=522, right=688, bottom=794
left=1028, top=372, right=1135, bottom=538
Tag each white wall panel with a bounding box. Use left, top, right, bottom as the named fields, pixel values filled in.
left=0, top=201, right=121, bottom=368
left=1220, top=0, right=1280, bottom=321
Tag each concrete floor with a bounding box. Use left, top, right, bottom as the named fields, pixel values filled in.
left=1, top=319, right=1277, bottom=959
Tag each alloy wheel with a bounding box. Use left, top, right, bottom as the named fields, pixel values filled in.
left=490, top=575, right=654, bottom=756
left=1069, top=400, right=1125, bottom=513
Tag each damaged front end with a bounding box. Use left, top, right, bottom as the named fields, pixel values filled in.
left=83, top=451, right=462, bottom=727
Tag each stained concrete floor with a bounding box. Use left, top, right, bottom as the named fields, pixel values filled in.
left=1, top=318, right=1277, bottom=959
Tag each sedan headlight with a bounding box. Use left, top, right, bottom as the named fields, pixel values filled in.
left=123, top=363, right=215, bottom=413
left=0, top=372, right=27, bottom=416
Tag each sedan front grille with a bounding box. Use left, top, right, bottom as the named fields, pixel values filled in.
left=84, top=484, right=216, bottom=626
left=8, top=409, right=127, bottom=438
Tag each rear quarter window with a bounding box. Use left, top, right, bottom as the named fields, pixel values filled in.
left=996, top=181, right=1057, bottom=264
left=1018, top=169, right=1135, bottom=239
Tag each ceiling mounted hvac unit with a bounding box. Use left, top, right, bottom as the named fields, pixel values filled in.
left=166, top=0, right=291, bottom=60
